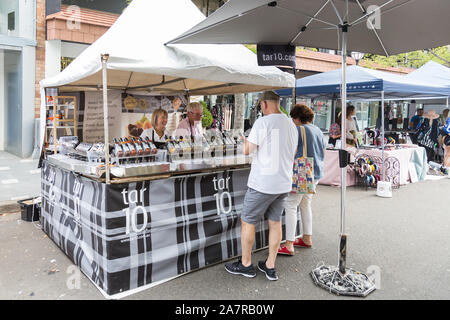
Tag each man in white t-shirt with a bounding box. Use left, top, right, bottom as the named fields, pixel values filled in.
left=225, top=91, right=298, bottom=281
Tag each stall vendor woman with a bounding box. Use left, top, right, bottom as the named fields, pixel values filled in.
left=141, top=109, right=169, bottom=143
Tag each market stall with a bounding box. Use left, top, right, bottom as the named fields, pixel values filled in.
left=39, top=0, right=297, bottom=299
left=277, top=66, right=448, bottom=187
left=320, top=145, right=427, bottom=187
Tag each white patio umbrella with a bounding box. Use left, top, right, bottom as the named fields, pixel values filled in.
left=168, top=0, right=450, bottom=296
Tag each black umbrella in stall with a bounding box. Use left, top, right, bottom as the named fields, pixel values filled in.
left=168, top=0, right=450, bottom=296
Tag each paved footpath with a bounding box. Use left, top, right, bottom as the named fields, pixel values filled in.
left=0, top=151, right=41, bottom=205
left=1, top=178, right=449, bottom=300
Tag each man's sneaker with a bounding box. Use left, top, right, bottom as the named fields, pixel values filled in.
left=257, top=260, right=278, bottom=281
left=224, top=259, right=256, bottom=278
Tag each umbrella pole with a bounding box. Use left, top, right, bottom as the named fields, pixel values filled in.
left=101, top=54, right=111, bottom=184
left=311, top=23, right=376, bottom=297
left=338, top=27, right=348, bottom=274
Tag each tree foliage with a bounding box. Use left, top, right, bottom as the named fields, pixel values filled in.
left=361, top=46, right=450, bottom=69
left=200, top=101, right=213, bottom=128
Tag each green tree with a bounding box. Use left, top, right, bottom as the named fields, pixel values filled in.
left=362, top=46, right=450, bottom=69
left=200, top=101, right=213, bottom=128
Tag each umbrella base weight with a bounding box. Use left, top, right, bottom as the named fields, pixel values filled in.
left=311, top=264, right=376, bottom=297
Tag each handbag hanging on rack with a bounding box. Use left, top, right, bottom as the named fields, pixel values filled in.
left=292, top=126, right=316, bottom=194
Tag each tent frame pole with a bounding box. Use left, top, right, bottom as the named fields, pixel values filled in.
left=101, top=54, right=111, bottom=184
left=293, top=67, right=297, bottom=104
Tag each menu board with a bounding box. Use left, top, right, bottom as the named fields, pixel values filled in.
left=83, top=90, right=122, bottom=143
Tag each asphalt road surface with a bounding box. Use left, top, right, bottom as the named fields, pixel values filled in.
left=1, top=178, right=449, bottom=300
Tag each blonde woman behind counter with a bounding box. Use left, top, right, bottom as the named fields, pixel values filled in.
left=140, top=109, right=169, bottom=143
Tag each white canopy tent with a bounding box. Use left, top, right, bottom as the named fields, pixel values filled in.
left=405, top=61, right=450, bottom=110
left=39, top=0, right=295, bottom=180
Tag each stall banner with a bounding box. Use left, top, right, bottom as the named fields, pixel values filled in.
left=40, top=162, right=301, bottom=297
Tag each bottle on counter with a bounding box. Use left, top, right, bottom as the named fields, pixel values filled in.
left=139, top=137, right=151, bottom=155
left=132, top=137, right=144, bottom=156
left=112, top=138, right=124, bottom=158
left=125, top=137, right=137, bottom=157
left=145, top=136, right=158, bottom=155
left=120, top=138, right=131, bottom=157
left=166, top=136, right=176, bottom=155
left=181, top=136, right=191, bottom=153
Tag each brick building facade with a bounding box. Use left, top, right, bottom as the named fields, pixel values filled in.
left=36, top=0, right=46, bottom=119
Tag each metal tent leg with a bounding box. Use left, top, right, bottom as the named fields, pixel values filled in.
left=101, top=54, right=111, bottom=184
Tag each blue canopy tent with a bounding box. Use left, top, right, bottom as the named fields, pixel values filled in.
left=277, top=65, right=450, bottom=100
left=277, top=65, right=450, bottom=181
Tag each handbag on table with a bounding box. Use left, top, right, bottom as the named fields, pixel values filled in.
left=292, top=126, right=316, bottom=194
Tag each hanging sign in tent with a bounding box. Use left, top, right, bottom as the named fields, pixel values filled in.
left=83, top=91, right=121, bottom=143
left=257, top=44, right=296, bottom=68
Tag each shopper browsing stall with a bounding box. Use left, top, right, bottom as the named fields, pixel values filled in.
left=346, top=105, right=358, bottom=147
left=328, top=112, right=342, bottom=147
left=442, top=113, right=450, bottom=168
left=417, top=110, right=440, bottom=161
left=224, top=91, right=298, bottom=281
left=409, top=108, right=425, bottom=144
left=278, top=104, right=326, bottom=256
left=141, top=109, right=169, bottom=143
left=440, top=109, right=449, bottom=127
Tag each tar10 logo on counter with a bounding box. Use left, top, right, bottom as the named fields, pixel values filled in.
left=212, top=176, right=233, bottom=216
left=121, top=187, right=148, bottom=235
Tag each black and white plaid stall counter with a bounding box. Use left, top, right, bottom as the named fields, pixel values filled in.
left=40, top=161, right=300, bottom=298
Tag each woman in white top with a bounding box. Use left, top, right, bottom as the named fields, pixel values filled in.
left=346, top=105, right=358, bottom=147
left=140, top=108, right=169, bottom=143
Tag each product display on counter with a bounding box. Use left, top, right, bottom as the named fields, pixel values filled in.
left=46, top=129, right=249, bottom=180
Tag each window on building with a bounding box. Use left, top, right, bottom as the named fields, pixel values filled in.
left=61, top=57, right=75, bottom=71
left=311, top=99, right=332, bottom=131
left=62, top=0, right=127, bottom=14
left=1, top=0, right=34, bottom=39
left=7, top=12, right=15, bottom=31
left=0, top=0, right=19, bottom=36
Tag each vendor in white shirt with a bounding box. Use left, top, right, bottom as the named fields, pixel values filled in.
left=140, top=109, right=169, bottom=143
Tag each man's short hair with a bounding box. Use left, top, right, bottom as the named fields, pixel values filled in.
left=258, top=90, right=280, bottom=105
left=290, top=104, right=314, bottom=123
left=187, top=102, right=203, bottom=113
